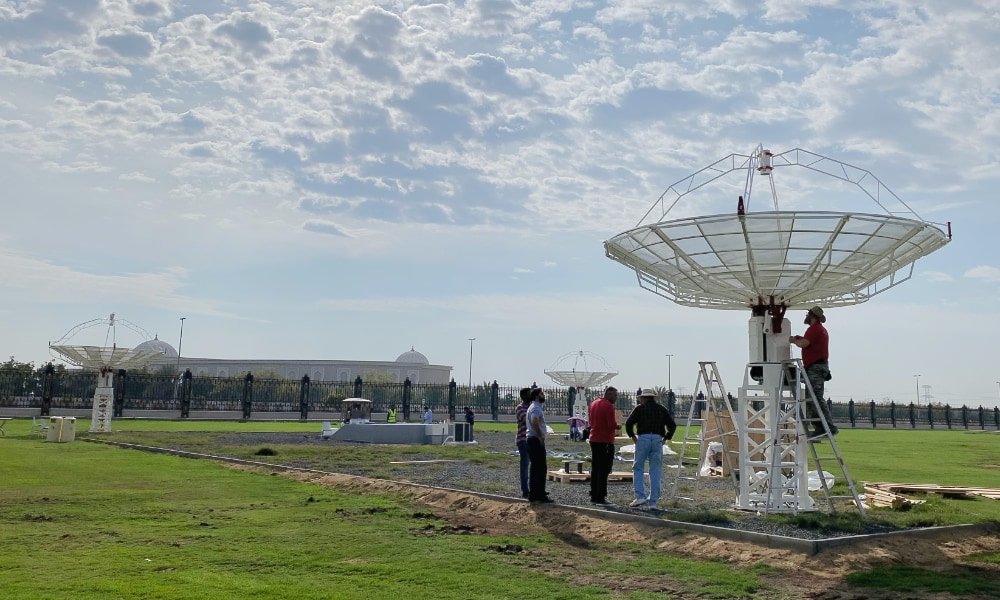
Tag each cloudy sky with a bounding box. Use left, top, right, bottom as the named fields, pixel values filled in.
left=1, top=0, right=998, bottom=408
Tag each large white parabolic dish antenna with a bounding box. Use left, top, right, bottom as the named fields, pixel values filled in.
left=604, top=147, right=951, bottom=310
left=604, top=145, right=951, bottom=515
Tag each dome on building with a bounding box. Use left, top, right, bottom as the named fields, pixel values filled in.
left=133, top=336, right=177, bottom=358
left=395, top=347, right=429, bottom=365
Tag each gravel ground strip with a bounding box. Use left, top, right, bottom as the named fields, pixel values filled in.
left=152, top=429, right=892, bottom=540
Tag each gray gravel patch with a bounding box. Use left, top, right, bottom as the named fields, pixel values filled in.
left=161, top=429, right=886, bottom=540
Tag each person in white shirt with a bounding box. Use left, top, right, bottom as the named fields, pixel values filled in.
left=525, top=388, right=553, bottom=503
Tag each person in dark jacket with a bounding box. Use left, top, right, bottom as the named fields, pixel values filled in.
left=464, top=406, right=475, bottom=440
left=625, top=389, right=677, bottom=509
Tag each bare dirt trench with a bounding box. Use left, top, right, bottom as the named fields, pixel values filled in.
left=234, top=464, right=1000, bottom=599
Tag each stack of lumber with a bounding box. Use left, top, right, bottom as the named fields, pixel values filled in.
left=862, top=484, right=920, bottom=509
left=864, top=481, right=1000, bottom=505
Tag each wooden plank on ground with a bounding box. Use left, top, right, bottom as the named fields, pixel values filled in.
left=547, top=470, right=590, bottom=483
left=862, top=481, right=1000, bottom=502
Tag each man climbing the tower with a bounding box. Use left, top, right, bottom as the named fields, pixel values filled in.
left=791, top=306, right=839, bottom=437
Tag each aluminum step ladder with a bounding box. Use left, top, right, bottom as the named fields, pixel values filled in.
left=667, top=361, right=740, bottom=504
left=787, top=358, right=866, bottom=515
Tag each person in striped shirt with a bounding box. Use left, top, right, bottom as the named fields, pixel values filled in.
left=514, top=388, right=531, bottom=499
left=526, top=388, right=553, bottom=503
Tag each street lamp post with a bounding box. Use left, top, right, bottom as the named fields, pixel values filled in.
left=467, top=337, right=475, bottom=408
left=176, top=317, right=186, bottom=374
left=914, top=374, right=920, bottom=405
left=665, top=354, right=674, bottom=390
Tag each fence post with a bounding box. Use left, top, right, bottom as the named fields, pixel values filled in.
left=847, top=399, right=855, bottom=428
left=961, top=405, right=968, bottom=429
left=402, top=378, right=411, bottom=421
left=353, top=376, right=362, bottom=398
left=113, top=369, right=127, bottom=417
left=944, top=404, right=952, bottom=429
left=889, top=401, right=896, bottom=428
left=181, top=369, right=193, bottom=418
left=299, top=375, right=310, bottom=421
left=448, top=379, right=457, bottom=420
left=490, top=381, right=499, bottom=421
left=908, top=402, right=916, bottom=429
left=869, top=400, right=876, bottom=428
left=927, top=404, right=934, bottom=429
left=242, top=372, right=254, bottom=420
left=40, top=363, right=55, bottom=416
left=979, top=406, right=986, bottom=430
left=995, top=407, right=999, bottom=430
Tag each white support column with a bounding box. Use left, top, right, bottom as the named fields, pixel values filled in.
left=89, top=369, right=114, bottom=433
left=736, top=362, right=814, bottom=513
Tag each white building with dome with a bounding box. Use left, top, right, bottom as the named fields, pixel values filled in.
left=135, top=338, right=452, bottom=384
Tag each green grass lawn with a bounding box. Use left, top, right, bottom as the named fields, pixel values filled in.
left=3, top=419, right=999, bottom=598
left=803, top=428, right=1000, bottom=527
left=0, top=431, right=777, bottom=600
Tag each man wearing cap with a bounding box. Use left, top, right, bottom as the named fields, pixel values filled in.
left=625, top=389, right=677, bottom=509
left=792, top=306, right=839, bottom=437
left=526, top=387, right=554, bottom=503
left=587, top=386, right=618, bottom=505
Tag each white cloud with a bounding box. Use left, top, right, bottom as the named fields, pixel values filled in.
left=42, top=160, right=112, bottom=174
left=302, top=219, right=356, bottom=238
left=119, top=172, right=155, bottom=183
left=922, top=271, right=953, bottom=283
left=762, top=0, right=841, bottom=24
left=964, top=265, right=1000, bottom=283
left=0, top=248, right=236, bottom=318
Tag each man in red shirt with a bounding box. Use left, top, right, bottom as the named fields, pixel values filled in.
left=791, top=306, right=838, bottom=437
left=588, top=386, right=619, bottom=505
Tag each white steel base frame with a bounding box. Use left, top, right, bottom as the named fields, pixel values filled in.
left=736, top=361, right=813, bottom=513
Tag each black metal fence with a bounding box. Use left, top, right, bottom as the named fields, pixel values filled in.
left=1, top=368, right=997, bottom=429
left=0, top=368, right=636, bottom=421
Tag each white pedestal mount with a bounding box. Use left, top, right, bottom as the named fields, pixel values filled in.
left=90, top=368, right=115, bottom=433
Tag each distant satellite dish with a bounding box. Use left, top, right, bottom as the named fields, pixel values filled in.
left=48, top=313, right=165, bottom=434
left=49, top=313, right=163, bottom=370
left=544, top=350, right=618, bottom=389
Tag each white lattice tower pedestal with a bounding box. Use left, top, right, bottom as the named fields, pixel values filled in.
left=90, top=369, right=115, bottom=433
left=736, top=362, right=813, bottom=512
